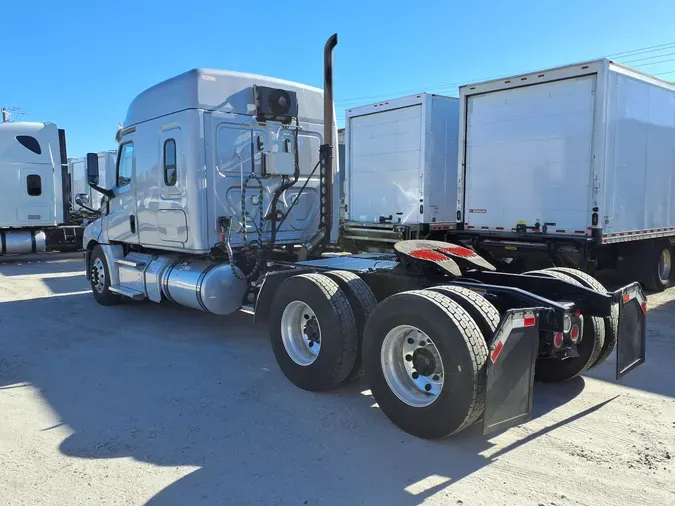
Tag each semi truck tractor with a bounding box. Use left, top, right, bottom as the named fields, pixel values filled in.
left=0, top=121, right=83, bottom=254
left=82, top=35, right=647, bottom=439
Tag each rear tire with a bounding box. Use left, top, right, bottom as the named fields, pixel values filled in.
left=269, top=273, right=358, bottom=391
left=363, top=290, right=488, bottom=439
left=89, top=245, right=122, bottom=306
left=632, top=240, right=672, bottom=292
left=428, top=285, right=500, bottom=341
left=324, top=270, right=377, bottom=381
left=545, top=267, right=618, bottom=368
left=525, top=270, right=605, bottom=382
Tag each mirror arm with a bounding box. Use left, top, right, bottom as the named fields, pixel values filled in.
left=77, top=203, right=100, bottom=215
left=88, top=183, right=115, bottom=199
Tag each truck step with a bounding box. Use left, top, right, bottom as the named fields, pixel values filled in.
left=115, top=258, right=147, bottom=269
left=109, top=285, right=145, bottom=300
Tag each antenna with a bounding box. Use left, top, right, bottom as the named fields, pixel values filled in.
left=1, top=106, right=31, bottom=123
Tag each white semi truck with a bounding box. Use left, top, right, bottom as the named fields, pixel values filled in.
left=82, top=35, right=647, bottom=439
left=0, top=121, right=83, bottom=254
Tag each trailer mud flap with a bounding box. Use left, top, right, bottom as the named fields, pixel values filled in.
left=615, top=283, right=647, bottom=380
left=483, top=308, right=541, bottom=435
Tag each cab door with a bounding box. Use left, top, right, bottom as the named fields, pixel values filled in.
left=105, top=139, right=139, bottom=243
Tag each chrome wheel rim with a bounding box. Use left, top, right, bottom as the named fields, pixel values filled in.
left=381, top=325, right=444, bottom=408
left=280, top=301, right=321, bottom=366
left=658, top=248, right=671, bottom=284
left=91, top=258, right=106, bottom=294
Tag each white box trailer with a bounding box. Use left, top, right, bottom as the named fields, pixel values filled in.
left=69, top=150, right=117, bottom=215
left=455, top=59, right=675, bottom=291
left=344, top=93, right=459, bottom=247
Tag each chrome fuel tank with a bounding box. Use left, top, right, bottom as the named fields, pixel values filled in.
left=1, top=229, right=47, bottom=254
left=161, top=258, right=246, bottom=315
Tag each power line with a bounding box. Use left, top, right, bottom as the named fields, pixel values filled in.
left=336, top=40, right=675, bottom=107
left=606, top=41, right=675, bottom=58
left=634, top=57, right=675, bottom=68
left=621, top=51, right=675, bottom=65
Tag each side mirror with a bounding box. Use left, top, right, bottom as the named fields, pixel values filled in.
left=86, top=153, right=115, bottom=199
left=75, top=193, right=90, bottom=205
left=86, top=153, right=100, bottom=185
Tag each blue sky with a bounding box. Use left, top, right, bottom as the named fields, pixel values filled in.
left=2, top=0, right=675, bottom=157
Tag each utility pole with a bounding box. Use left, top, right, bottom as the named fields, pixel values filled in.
left=1, top=108, right=10, bottom=123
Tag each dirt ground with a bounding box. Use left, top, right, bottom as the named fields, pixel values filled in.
left=0, top=253, right=673, bottom=506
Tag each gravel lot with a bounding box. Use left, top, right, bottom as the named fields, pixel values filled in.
left=1, top=253, right=674, bottom=506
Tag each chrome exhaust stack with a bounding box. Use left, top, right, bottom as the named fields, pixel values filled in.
left=300, top=33, right=338, bottom=260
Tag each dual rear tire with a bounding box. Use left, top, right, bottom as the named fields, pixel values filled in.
left=269, top=273, right=492, bottom=439
left=525, top=269, right=605, bottom=382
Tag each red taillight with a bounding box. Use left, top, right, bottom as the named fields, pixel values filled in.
left=570, top=325, right=580, bottom=343
left=641, top=301, right=647, bottom=314
left=553, top=332, right=564, bottom=348
left=523, top=316, right=536, bottom=327
left=623, top=293, right=631, bottom=304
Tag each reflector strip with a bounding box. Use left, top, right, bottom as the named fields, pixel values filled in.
left=623, top=293, right=631, bottom=304
left=410, top=249, right=447, bottom=262
left=490, top=341, right=504, bottom=363
left=641, top=301, right=647, bottom=314
left=439, top=245, right=476, bottom=258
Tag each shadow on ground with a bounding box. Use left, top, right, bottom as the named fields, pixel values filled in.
left=0, top=276, right=616, bottom=506
left=584, top=296, right=675, bottom=399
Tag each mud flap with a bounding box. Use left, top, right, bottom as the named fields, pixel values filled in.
left=483, top=308, right=542, bottom=435
left=615, top=282, right=647, bottom=380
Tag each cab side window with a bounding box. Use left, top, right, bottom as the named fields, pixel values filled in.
left=164, top=139, right=177, bottom=186
left=117, top=142, right=134, bottom=187
left=27, top=174, right=42, bottom=196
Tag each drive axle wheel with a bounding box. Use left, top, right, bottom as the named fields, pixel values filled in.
left=363, top=290, right=488, bottom=439
left=629, top=240, right=673, bottom=292
left=525, top=270, right=605, bottom=382
left=89, top=245, right=121, bottom=306
left=429, top=285, right=500, bottom=342
left=324, top=270, right=377, bottom=381
left=545, top=267, right=618, bottom=368
left=269, top=273, right=358, bottom=391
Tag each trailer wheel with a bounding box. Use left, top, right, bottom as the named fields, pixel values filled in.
left=89, top=245, right=122, bottom=306
left=269, top=273, right=358, bottom=391
left=632, top=240, right=672, bottom=292
left=324, top=270, right=378, bottom=380
left=429, top=285, right=500, bottom=341
left=545, top=267, right=618, bottom=368
left=363, top=290, right=488, bottom=438
left=525, top=270, right=605, bottom=382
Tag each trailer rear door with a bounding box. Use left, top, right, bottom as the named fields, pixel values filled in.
left=463, top=75, right=596, bottom=234
left=348, top=104, right=422, bottom=224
